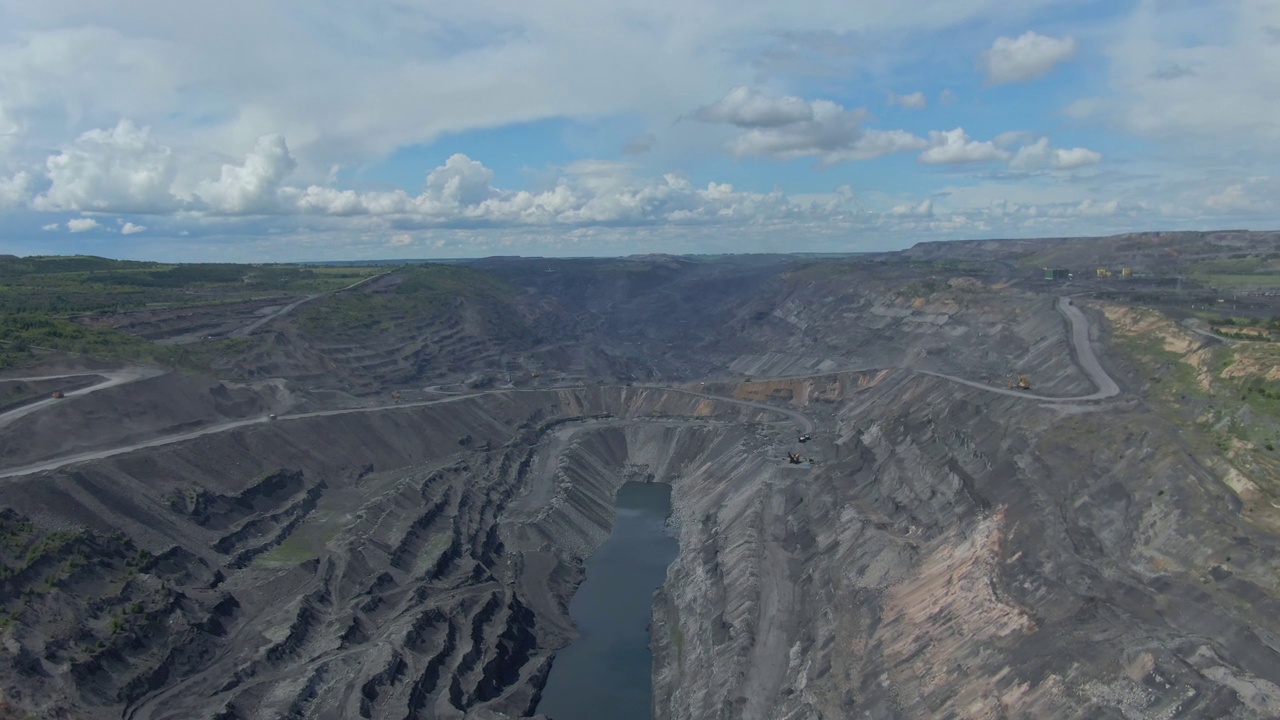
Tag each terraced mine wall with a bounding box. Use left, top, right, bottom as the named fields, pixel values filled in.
left=651, top=369, right=1280, bottom=720
left=0, top=386, right=782, bottom=719
left=5, top=365, right=1280, bottom=718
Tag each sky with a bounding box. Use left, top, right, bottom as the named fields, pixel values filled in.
left=0, top=0, right=1278, bottom=261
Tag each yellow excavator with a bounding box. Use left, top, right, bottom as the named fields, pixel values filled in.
left=787, top=452, right=817, bottom=465
left=1007, top=374, right=1031, bottom=390
left=391, top=390, right=403, bottom=404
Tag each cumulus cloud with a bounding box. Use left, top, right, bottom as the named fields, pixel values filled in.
left=887, top=91, right=927, bottom=109
left=1204, top=177, right=1277, bottom=212
left=67, top=218, right=101, bottom=232
left=34, top=120, right=179, bottom=213
left=1008, top=138, right=1103, bottom=170
left=919, top=128, right=1009, bottom=164
left=695, top=88, right=927, bottom=164
left=283, top=153, right=848, bottom=228
left=889, top=198, right=933, bottom=216
left=120, top=222, right=147, bottom=234
left=983, top=31, right=1077, bottom=84
left=196, top=135, right=297, bottom=214
left=694, top=86, right=815, bottom=128
left=424, top=153, right=496, bottom=207
left=0, top=171, right=29, bottom=208
left=41, top=223, right=59, bottom=231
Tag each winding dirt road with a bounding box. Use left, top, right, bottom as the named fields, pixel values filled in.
left=0, top=296, right=1116, bottom=479
left=919, top=297, right=1118, bottom=401
left=0, top=368, right=167, bottom=430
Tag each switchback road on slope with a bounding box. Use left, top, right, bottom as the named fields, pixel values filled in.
left=919, top=296, right=1119, bottom=402
left=0, top=295, right=1115, bottom=479
left=0, top=386, right=804, bottom=480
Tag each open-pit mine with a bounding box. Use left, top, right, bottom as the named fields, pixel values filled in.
left=3, top=231, right=1280, bottom=719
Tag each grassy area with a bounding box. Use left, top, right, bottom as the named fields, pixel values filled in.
left=300, top=263, right=518, bottom=335
left=1103, top=302, right=1280, bottom=511
left=1192, top=274, right=1280, bottom=291
left=0, top=314, right=253, bottom=371
left=0, top=254, right=384, bottom=370
left=0, top=255, right=383, bottom=315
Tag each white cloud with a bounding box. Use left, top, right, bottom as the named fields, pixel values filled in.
left=41, top=223, right=59, bottom=231
left=889, top=198, right=933, bottom=216
left=939, top=88, right=958, bottom=106
left=388, top=233, right=414, bottom=246
left=1053, top=147, right=1103, bottom=170
left=919, top=128, right=1010, bottom=164
left=1101, top=0, right=1280, bottom=152
left=34, top=120, right=179, bottom=213
left=983, top=31, right=1078, bottom=84
left=284, top=153, right=846, bottom=227
left=67, top=217, right=101, bottom=232
left=887, top=91, right=927, bottom=109
left=1070, top=198, right=1120, bottom=217
left=1008, top=138, right=1103, bottom=170
left=195, top=135, right=297, bottom=214
left=424, top=153, right=497, bottom=207
left=1204, top=177, right=1277, bottom=212
left=694, top=87, right=814, bottom=128
left=695, top=88, right=928, bottom=164
left=0, top=171, right=29, bottom=208
left=120, top=222, right=147, bottom=235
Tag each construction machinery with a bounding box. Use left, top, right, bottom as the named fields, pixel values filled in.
left=798, top=434, right=812, bottom=443
left=786, top=452, right=817, bottom=465
left=391, top=391, right=402, bottom=404
left=1006, top=374, right=1032, bottom=390
left=51, top=390, right=64, bottom=399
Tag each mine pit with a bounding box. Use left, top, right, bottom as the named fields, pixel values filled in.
left=535, top=481, right=679, bottom=720
left=4, top=240, right=1280, bottom=719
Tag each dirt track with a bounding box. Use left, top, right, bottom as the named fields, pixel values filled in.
left=0, top=367, right=166, bottom=429
left=0, top=295, right=1118, bottom=479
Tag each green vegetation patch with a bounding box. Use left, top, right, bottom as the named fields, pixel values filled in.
left=299, top=264, right=519, bottom=335
left=0, top=255, right=383, bottom=315
left=1193, top=274, right=1280, bottom=291
left=0, top=315, right=252, bottom=371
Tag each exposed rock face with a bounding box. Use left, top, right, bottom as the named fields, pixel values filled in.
left=651, top=370, right=1280, bottom=719
left=0, top=387, right=782, bottom=719
left=3, top=249, right=1280, bottom=719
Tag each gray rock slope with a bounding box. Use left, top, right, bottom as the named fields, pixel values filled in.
left=1, top=255, right=1278, bottom=718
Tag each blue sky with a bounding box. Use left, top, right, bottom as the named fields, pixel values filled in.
left=0, top=0, right=1277, bottom=261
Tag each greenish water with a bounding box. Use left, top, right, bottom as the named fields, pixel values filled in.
left=536, top=481, right=679, bottom=720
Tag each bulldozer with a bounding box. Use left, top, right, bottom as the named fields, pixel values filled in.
left=1006, top=374, right=1031, bottom=390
